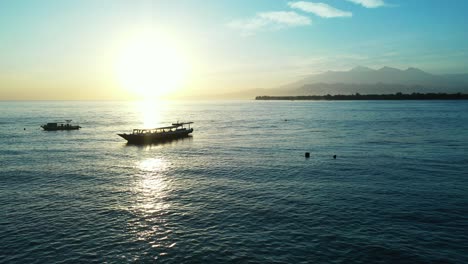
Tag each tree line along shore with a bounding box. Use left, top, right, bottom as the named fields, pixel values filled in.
left=255, top=93, right=468, bottom=100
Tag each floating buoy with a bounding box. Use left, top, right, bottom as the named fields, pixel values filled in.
left=24, top=128, right=26, bottom=130
left=333, top=155, right=337, bottom=159
left=305, top=152, right=310, bottom=158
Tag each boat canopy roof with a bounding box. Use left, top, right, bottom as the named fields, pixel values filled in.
left=172, top=122, right=194, bottom=126
left=154, top=125, right=179, bottom=130
left=44, top=120, right=75, bottom=124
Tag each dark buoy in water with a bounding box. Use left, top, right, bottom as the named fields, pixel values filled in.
left=24, top=128, right=26, bottom=130
left=305, top=152, right=310, bottom=158
left=333, top=155, right=336, bottom=159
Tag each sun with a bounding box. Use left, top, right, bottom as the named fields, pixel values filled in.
left=116, top=31, right=187, bottom=98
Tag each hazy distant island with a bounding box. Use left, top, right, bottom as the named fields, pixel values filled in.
left=252, top=66, right=468, bottom=100
left=215, top=66, right=468, bottom=100
left=277, top=66, right=468, bottom=94
left=256, top=92, right=468, bottom=101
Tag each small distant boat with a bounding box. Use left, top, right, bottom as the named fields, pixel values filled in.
left=41, top=120, right=81, bottom=131
left=118, top=122, right=194, bottom=144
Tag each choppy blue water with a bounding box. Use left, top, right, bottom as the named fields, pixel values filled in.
left=0, top=100, right=467, bottom=263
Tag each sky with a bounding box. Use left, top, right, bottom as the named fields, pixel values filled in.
left=0, top=0, right=467, bottom=100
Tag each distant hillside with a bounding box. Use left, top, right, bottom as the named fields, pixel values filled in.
left=276, top=66, right=468, bottom=95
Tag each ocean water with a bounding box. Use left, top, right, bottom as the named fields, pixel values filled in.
left=0, top=100, right=467, bottom=263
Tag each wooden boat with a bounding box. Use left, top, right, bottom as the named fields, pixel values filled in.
left=41, top=120, right=81, bottom=131
left=118, top=122, right=193, bottom=144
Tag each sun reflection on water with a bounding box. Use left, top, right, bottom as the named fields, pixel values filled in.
left=136, top=99, right=168, bottom=129
left=128, top=157, right=174, bottom=248
left=138, top=158, right=167, bottom=172
left=132, top=157, right=170, bottom=213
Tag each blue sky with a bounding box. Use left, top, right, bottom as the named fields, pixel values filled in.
left=0, top=0, right=467, bottom=99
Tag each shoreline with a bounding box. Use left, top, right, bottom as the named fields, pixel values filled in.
left=255, top=93, right=468, bottom=100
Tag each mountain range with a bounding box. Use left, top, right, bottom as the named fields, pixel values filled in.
left=272, top=66, right=468, bottom=96
left=192, top=66, right=468, bottom=99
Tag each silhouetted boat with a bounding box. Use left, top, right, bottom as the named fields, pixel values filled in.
left=118, top=122, right=193, bottom=144
left=41, top=120, right=81, bottom=131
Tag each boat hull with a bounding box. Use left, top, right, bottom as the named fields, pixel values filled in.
left=118, top=129, right=193, bottom=144
left=41, top=126, right=81, bottom=131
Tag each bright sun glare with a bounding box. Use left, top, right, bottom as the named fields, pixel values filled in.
left=117, top=31, right=187, bottom=98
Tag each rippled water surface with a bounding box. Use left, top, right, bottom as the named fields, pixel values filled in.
left=1, top=100, right=467, bottom=263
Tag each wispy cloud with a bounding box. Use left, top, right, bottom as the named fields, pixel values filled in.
left=346, top=0, right=386, bottom=8
left=258, top=11, right=311, bottom=25
left=228, top=11, right=311, bottom=36
left=288, top=2, right=352, bottom=18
